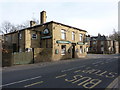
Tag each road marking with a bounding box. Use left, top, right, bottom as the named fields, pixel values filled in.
left=0, top=76, right=42, bottom=87
left=24, top=81, right=43, bottom=88
left=55, top=74, right=67, bottom=79
left=105, top=76, right=120, bottom=89
left=61, top=65, right=86, bottom=72
left=74, top=70, right=81, bottom=73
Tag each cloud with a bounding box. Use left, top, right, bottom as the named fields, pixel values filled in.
left=66, top=15, right=117, bottom=36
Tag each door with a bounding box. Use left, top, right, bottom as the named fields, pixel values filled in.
left=72, top=45, right=75, bottom=58
left=13, top=43, right=17, bottom=52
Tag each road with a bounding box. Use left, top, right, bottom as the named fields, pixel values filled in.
left=1, top=54, right=120, bottom=89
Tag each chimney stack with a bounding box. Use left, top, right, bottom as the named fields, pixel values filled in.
left=30, top=21, right=36, bottom=27
left=40, top=11, right=46, bottom=24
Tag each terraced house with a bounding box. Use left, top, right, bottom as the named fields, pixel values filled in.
left=88, top=34, right=119, bottom=54
left=3, top=11, right=88, bottom=63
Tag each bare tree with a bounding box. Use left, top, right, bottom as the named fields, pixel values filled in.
left=109, top=29, right=120, bottom=41
left=16, top=19, right=39, bottom=30
left=0, top=21, right=17, bottom=34
left=0, top=18, right=39, bottom=34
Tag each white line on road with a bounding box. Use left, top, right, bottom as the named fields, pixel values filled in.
left=61, top=65, right=86, bottom=72
left=0, top=76, right=42, bottom=87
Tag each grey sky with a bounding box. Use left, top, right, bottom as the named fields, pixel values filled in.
left=0, top=0, right=118, bottom=36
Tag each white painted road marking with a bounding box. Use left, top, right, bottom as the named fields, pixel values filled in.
left=0, top=76, right=42, bottom=87
left=61, top=65, right=86, bottom=72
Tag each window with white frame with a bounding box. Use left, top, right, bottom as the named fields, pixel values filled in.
left=86, top=47, right=88, bottom=52
left=61, top=45, right=66, bottom=55
left=61, top=30, right=66, bottom=40
left=72, top=32, right=75, bottom=40
left=107, top=41, right=110, bottom=46
left=19, top=33, right=22, bottom=39
left=80, top=46, right=83, bottom=54
left=101, top=47, right=104, bottom=51
left=79, top=34, right=83, bottom=41
left=5, top=36, right=8, bottom=41
left=32, top=34, right=37, bottom=39
left=101, top=41, right=104, bottom=45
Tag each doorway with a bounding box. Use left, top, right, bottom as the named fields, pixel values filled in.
left=72, top=45, right=75, bottom=58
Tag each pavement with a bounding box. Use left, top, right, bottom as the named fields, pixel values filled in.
left=1, top=54, right=120, bottom=89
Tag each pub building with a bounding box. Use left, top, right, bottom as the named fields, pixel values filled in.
left=3, top=11, right=88, bottom=62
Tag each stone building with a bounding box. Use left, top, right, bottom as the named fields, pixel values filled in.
left=3, top=11, right=88, bottom=62
left=88, top=34, right=119, bottom=54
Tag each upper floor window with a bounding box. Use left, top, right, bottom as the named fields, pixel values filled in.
left=101, top=41, right=104, bottom=45
left=93, top=41, right=96, bottom=44
left=32, top=34, right=37, bottom=39
left=5, top=36, right=8, bottom=41
left=19, top=33, right=22, bottom=39
left=72, top=32, right=75, bottom=40
left=61, top=29, right=66, bottom=40
left=107, top=41, right=111, bottom=46
left=79, top=34, right=83, bottom=41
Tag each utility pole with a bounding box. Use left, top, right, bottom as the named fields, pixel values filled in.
left=118, top=36, right=120, bottom=53
left=32, top=48, right=34, bottom=63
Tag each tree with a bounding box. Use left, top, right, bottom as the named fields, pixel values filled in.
left=109, top=29, right=120, bottom=41
left=0, top=21, right=17, bottom=34
left=0, top=18, right=39, bottom=34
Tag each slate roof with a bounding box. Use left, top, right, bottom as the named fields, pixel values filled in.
left=90, top=35, right=112, bottom=41
left=4, top=21, right=87, bottom=35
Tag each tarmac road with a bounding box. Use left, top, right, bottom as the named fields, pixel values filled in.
left=1, top=54, right=120, bottom=89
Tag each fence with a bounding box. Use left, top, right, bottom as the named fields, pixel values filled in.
left=13, top=52, right=33, bottom=65
left=2, top=52, right=12, bottom=67
left=2, top=51, right=33, bottom=67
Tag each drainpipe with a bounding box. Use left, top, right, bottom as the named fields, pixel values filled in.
left=18, top=31, right=19, bottom=52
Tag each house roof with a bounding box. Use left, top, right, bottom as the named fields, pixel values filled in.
left=90, top=36, right=97, bottom=41
left=4, top=21, right=87, bottom=35
left=90, top=35, right=112, bottom=41
left=26, top=21, right=87, bottom=32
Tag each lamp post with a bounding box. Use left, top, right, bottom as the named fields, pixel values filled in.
left=118, top=36, right=120, bottom=53
left=32, top=48, right=34, bottom=63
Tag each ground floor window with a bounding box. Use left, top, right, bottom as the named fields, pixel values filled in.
left=86, top=47, right=88, bottom=52
left=101, top=47, right=104, bottom=51
left=80, top=46, right=83, bottom=54
left=61, top=45, right=66, bottom=55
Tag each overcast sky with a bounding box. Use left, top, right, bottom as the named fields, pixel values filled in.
left=0, top=0, right=119, bottom=36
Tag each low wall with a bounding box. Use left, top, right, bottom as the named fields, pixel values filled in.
left=13, top=52, right=33, bottom=65
left=34, top=48, right=52, bottom=63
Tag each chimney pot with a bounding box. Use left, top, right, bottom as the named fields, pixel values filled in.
left=30, top=21, right=36, bottom=27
